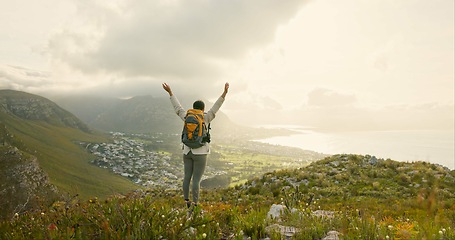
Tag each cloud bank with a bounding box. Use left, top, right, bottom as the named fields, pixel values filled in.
left=46, top=0, right=308, bottom=81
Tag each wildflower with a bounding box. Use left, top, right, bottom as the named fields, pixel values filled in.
left=388, top=225, right=393, bottom=230
left=202, top=224, right=205, bottom=228
left=161, top=215, right=165, bottom=218
left=439, top=231, right=443, bottom=235
left=202, top=233, right=207, bottom=239
left=386, top=236, right=390, bottom=240
left=41, top=212, right=45, bottom=216
left=14, top=213, right=19, bottom=217
left=442, top=228, right=446, bottom=233
left=48, top=223, right=58, bottom=231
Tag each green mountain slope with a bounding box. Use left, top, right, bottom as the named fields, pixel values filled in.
left=0, top=90, right=137, bottom=200
left=0, top=122, right=58, bottom=220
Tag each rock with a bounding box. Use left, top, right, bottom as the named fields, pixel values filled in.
left=322, top=230, right=340, bottom=240
left=265, top=224, right=299, bottom=239
left=312, top=210, right=335, bottom=218
left=331, top=161, right=340, bottom=167
left=369, top=156, right=378, bottom=165
left=267, top=204, right=286, bottom=220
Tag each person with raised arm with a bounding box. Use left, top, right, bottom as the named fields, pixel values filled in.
left=162, top=82, right=229, bottom=210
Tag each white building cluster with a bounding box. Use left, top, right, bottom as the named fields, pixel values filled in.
left=87, top=133, right=182, bottom=189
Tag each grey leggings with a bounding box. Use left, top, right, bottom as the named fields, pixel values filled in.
left=183, top=152, right=207, bottom=203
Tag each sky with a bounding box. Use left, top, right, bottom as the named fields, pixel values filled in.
left=0, top=0, right=454, bottom=130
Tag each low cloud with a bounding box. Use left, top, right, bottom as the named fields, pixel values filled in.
left=230, top=89, right=455, bottom=131
left=0, top=65, right=52, bottom=91
left=307, top=88, right=357, bottom=107
left=298, top=99, right=454, bottom=131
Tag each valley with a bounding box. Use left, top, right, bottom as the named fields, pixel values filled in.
left=86, top=132, right=327, bottom=190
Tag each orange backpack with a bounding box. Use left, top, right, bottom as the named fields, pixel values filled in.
left=181, top=109, right=210, bottom=148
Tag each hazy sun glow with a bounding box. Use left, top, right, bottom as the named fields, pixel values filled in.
left=0, top=0, right=453, bottom=130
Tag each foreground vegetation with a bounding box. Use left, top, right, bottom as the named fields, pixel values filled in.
left=1, top=154, right=454, bottom=239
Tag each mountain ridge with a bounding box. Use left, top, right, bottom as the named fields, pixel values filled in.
left=52, top=94, right=226, bottom=134
left=0, top=90, right=137, bottom=219
left=51, top=94, right=287, bottom=140
left=0, top=90, right=90, bottom=132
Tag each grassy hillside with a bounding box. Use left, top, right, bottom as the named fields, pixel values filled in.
left=1, top=154, right=453, bottom=239
left=0, top=123, right=59, bottom=220
left=7, top=118, right=137, bottom=198
left=0, top=90, right=138, bottom=199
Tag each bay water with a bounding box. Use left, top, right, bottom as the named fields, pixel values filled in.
left=254, top=125, right=454, bottom=170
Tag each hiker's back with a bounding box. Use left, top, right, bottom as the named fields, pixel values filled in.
left=182, top=109, right=210, bottom=148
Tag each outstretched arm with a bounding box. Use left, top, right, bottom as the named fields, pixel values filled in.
left=162, top=83, right=173, bottom=96
left=162, top=82, right=185, bottom=120
left=206, top=82, right=229, bottom=123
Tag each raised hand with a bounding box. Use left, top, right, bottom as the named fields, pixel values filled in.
left=162, top=83, right=173, bottom=96
left=222, top=82, right=229, bottom=98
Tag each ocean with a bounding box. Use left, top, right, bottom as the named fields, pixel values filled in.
left=253, top=125, right=455, bottom=170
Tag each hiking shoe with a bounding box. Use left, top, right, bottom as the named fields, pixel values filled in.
left=185, top=200, right=192, bottom=209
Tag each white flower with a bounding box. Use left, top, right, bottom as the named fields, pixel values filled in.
left=202, top=233, right=207, bottom=238
left=386, top=236, right=390, bottom=240
left=14, top=213, right=19, bottom=217
left=439, top=231, right=443, bottom=235
left=388, top=225, right=393, bottom=230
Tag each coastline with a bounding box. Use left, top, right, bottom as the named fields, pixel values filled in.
left=252, top=126, right=455, bottom=170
